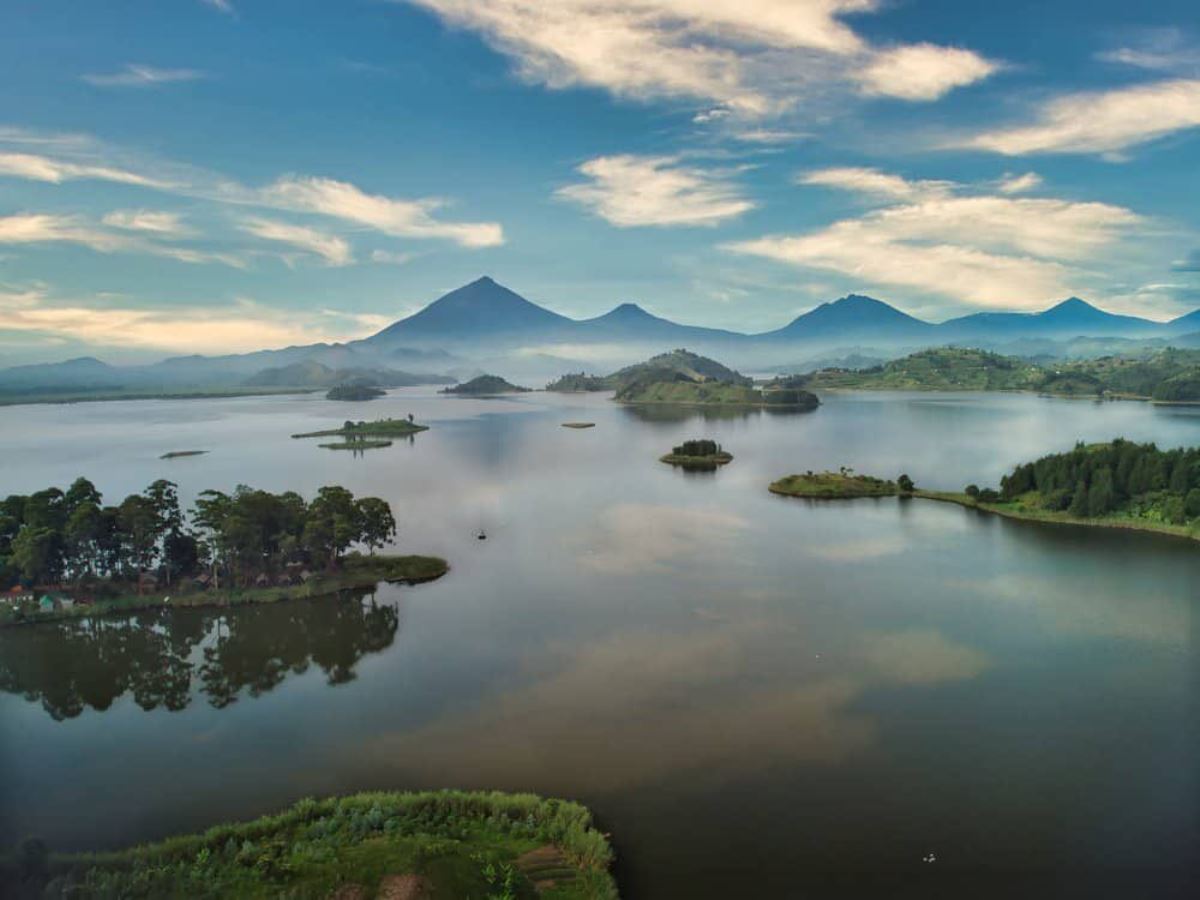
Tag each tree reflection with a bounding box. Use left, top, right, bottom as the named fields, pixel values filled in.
left=0, top=592, right=400, bottom=721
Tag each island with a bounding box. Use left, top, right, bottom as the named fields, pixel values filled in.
left=771, top=439, right=1200, bottom=542
left=0, top=478, right=448, bottom=628
left=326, top=383, right=386, bottom=401
left=547, top=348, right=751, bottom=394
left=5, top=790, right=618, bottom=899
left=441, top=374, right=532, bottom=395
left=562, top=421, right=596, bottom=428
left=660, top=439, right=733, bottom=470
left=292, top=417, right=430, bottom=447
left=159, top=450, right=208, bottom=459
left=777, top=346, right=1200, bottom=402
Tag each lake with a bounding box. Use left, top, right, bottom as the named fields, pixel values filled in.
left=1, top=389, right=1198, bottom=897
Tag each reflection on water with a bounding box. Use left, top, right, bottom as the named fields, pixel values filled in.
left=618, top=402, right=818, bottom=426
left=0, top=592, right=399, bottom=720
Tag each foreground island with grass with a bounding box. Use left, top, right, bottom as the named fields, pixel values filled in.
left=3, top=790, right=618, bottom=899
left=771, top=440, right=1200, bottom=543
left=1, top=479, right=447, bottom=627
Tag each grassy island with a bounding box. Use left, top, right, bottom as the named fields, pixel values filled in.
left=1, top=479, right=447, bottom=628
left=292, top=418, right=430, bottom=440
left=562, top=422, right=596, bottom=429
left=160, top=450, right=208, bottom=459
left=770, top=470, right=908, bottom=498
left=319, top=439, right=393, bottom=451
left=660, top=439, right=733, bottom=470
left=3, top=790, right=617, bottom=899
left=771, top=440, right=1200, bottom=543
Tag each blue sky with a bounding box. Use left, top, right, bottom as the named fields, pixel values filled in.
left=1, top=0, right=1198, bottom=363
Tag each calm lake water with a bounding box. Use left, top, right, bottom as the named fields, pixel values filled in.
left=1, top=389, right=1198, bottom=897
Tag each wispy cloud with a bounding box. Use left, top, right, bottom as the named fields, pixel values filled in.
left=0, top=151, right=173, bottom=188
left=957, top=79, right=1200, bottom=156
left=400, top=1, right=997, bottom=115
left=239, top=216, right=353, bottom=266
left=726, top=170, right=1144, bottom=308
left=0, top=213, right=244, bottom=268
left=201, top=0, right=235, bottom=13
left=856, top=43, right=999, bottom=101
left=996, top=171, right=1043, bottom=194
left=101, top=209, right=192, bottom=236
left=1097, top=29, right=1200, bottom=74
left=557, top=154, right=754, bottom=227
left=0, top=287, right=380, bottom=354
left=82, top=64, right=205, bottom=88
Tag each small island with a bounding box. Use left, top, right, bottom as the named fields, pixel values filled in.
left=661, top=439, right=733, bottom=470
left=770, top=469, right=912, bottom=498
left=441, top=374, right=532, bottom=395
left=292, top=417, right=430, bottom=442
left=318, top=439, right=392, bottom=451
left=562, top=421, right=596, bottom=429
left=159, top=450, right=208, bottom=459
left=326, top=383, right=386, bottom=401
left=0, top=478, right=448, bottom=628
left=9, top=790, right=618, bottom=899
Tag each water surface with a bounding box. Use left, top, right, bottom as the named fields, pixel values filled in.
left=1, top=389, right=1197, bottom=897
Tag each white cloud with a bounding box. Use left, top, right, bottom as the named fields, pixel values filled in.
left=101, top=209, right=192, bottom=236
left=1097, top=29, right=1200, bottom=74
left=262, top=175, right=504, bottom=247
left=996, top=171, right=1042, bottom=194
left=734, top=129, right=807, bottom=144
left=82, top=64, right=205, bottom=88
left=201, top=0, right=235, bottom=13
left=557, top=154, right=754, bottom=227
left=400, top=1, right=995, bottom=114
left=725, top=172, right=1144, bottom=308
left=960, top=78, right=1200, bottom=156
left=0, top=288, right=381, bottom=355
left=856, top=43, right=998, bottom=101
left=798, top=166, right=953, bottom=201
left=239, top=216, right=352, bottom=266
left=0, top=213, right=244, bottom=268
left=0, top=151, right=172, bottom=188
left=370, top=249, right=418, bottom=265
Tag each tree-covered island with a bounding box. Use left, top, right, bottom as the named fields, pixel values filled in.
left=771, top=439, right=1200, bottom=542
left=0, top=478, right=447, bottom=627
left=292, top=417, right=430, bottom=451
left=660, top=439, right=734, bottom=470
left=441, top=375, right=531, bottom=395
left=2, top=790, right=618, bottom=899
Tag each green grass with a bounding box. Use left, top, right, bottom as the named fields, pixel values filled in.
left=0, top=554, right=449, bottom=629
left=617, top=379, right=818, bottom=408
left=292, top=418, right=430, bottom=440
left=770, top=472, right=900, bottom=498
left=3, top=790, right=618, bottom=899
left=660, top=451, right=733, bottom=468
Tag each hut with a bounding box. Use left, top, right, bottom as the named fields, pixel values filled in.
left=38, top=595, right=57, bottom=613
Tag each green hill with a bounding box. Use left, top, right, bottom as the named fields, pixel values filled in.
left=441, top=374, right=531, bottom=395
left=547, top=348, right=751, bottom=393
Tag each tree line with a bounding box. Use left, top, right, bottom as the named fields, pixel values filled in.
left=0, top=479, right=397, bottom=591
left=997, top=439, right=1200, bottom=522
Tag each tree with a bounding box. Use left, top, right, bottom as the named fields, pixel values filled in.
left=356, top=497, right=396, bottom=553
left=897, top=473, right=915, bottom=494
left=11, top=526, right=63, bottom=584
left=63, top=500, right=103, bottom=581
left=1185, top=488, right=1200, bottom=519
left=1068, top=480, right=1089, bottom=517
left=1088, top=468, right=1115, bottom=517
left=118, top=495, right=161, bottom=591
left=965, top=484, right=980, bottom=499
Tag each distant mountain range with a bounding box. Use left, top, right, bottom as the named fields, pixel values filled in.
left=4, top=275, right=1199, bottom=397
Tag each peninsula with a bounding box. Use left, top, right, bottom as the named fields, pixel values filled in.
left=6, top=790, right=617, bottom=899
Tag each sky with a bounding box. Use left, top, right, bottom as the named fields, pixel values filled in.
left=1, top=0, right=1199, bottom=364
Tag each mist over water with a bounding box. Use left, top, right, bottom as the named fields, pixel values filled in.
left=1, top=388, right=1198, bottom=897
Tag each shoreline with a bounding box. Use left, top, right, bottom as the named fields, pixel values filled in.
left=0, top=554, right=449, bottom=629
left=769, top=475, right=1200, bottom=544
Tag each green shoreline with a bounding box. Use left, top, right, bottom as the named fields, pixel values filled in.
left=5, top=790, right=617, bottom=899
left=0, top=387, right=323, bottom=407
left=769, top=474, right=1200, bottom=544
left=1, top=554, right=448, bottom=629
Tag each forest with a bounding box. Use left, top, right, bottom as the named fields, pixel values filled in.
left=997, top=439, right=1200, bottom=522
left=0, top=478, right=398, bottom=594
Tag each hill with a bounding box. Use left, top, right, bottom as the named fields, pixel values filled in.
left=243, top=361, right=453, bottom=388
left=441, top=374, right=531, bottom=395
left=547, top=348, right=751, bottom=392
left=760, top=294, right=933, bottom=342
left=783, top=348, right=1045, bottom=391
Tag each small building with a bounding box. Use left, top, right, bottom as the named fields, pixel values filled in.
left=6, top=586, right=34, bottom=604
left=38, top=595, right=57, bottom=613
left=59, top=598, right=75, bottom=611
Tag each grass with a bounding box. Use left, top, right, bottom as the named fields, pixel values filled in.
left=292, top=418, right=429, bottom=440
left=660, top=451, right=733, bottom=469
left=0, top=553, right=449, bottom=629
left=2, top=790, right=618, bottom=899
left=160, top=450, right=209, bottom=459
left=769, top=472, right=900, bottom=498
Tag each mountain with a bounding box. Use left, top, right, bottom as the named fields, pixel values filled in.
left=364, top=276, right=572, bottom=346
left=242, top=361, right=454, bottom=388
left=759, top=295, right=933, bottom=342
left=580, top=302, right=743, bottom=343
left=1166, top=309, right=1200, bottom=334
left=939, top=298, right=1161, bottom=340
left=0, top=356, right=124, bottom=390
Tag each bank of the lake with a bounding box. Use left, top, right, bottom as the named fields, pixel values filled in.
left=0, top=554, right=448, bottom=629
left=2, top=790, right=617, bottom=900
